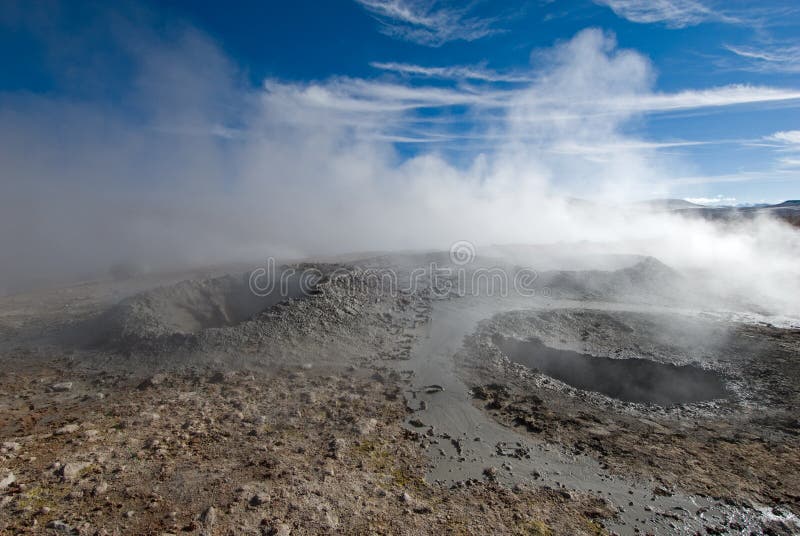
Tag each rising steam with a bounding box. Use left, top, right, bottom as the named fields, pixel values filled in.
left=0, top=9, right=798, bottom=316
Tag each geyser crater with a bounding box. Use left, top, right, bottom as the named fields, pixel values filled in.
left=494, top=335, right=730, bottom=406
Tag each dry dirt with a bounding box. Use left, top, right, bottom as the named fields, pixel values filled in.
left=0, top=365, right=613, bottom=535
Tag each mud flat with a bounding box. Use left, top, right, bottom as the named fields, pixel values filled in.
left=439, top=301, right=799, bottom=534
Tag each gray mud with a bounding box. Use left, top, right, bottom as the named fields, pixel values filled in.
left=397, top=296, right=799, bottom=535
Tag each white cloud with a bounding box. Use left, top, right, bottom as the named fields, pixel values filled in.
left=617, top=85, right=800, bottom=113
left=763, top=131, right=800, bottom=168
left=506, top=86, right=800, bottom=123
left=779, top=157, right=800, bottom=167
left=765, top=130, right=800, bottom=145
left=245, top=30, right=800, bottom=164
left=548, top=140, right=707, bottom=155
left=369, top=61, right=532, bottom=83
left=264, top=60, right=800, bottom=143
left=725, top=44, right=800, bottom=74
left=672, top=170, right=800, bottom=185
left=353, top=0, right=502, bottom=46
left=594, top=0, right=723, bottom=28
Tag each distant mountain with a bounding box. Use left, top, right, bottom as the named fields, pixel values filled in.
left=560, top=198, right=799, bottom=228
left=771, top=200, right=800, bottom=208
left=637, top=199, right=705, bottom=210
left=668, top=200, right=800, bottom=228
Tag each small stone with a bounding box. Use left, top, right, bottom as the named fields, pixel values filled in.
left=124, top=510, right=135, bottom=519
left=270, top=522, right=291, bottom=536
left=137, top=373, right=167, bottom=390
left=139, top=411, right=160, bottom=422
left=1, top=441, right=21, bottom=454
left=46, top=520, right=73, bottom=532
left=0, top=471, right=15, bottom=489
left=55, top=424, right=80, bottom=435
left=354, top=418, right=377, bottom=436
left=250, top=493, right=270, bottom=506
left=208, top=371, right=227, bottom=384
left=49, top=382, right=73, bottom=392
left=200, top=506, right=217, bottom=529
left=60, top=461, right=90, bottom=481
left=328, top=438, right=347, bottom=460
left=653, top=485, right=673, bottom=497
left=93, top=482, right=109, bottom=496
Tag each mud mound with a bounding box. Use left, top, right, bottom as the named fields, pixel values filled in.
left=95, top=272, right=307, bottom=347
left=538, top=257, right=685, bottom=302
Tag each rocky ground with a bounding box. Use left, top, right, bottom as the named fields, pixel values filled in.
left=1, top=256, right=798, bottom=535
left=0, top=262, right=614, bottom=535
left=0, top=363, right=613, bottom=535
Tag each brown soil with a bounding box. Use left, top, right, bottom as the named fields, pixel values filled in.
left=0, top=364, right=612, bottom=535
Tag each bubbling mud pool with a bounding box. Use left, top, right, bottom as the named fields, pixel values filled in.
left=494, top=335, right=730, bottom=406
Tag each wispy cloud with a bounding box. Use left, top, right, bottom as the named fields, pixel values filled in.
left=763, top=130, right=800, bottom=167
left=369, top=61, right=532, bottom=82
left=593, top=0, right=727, bottom=28
left=353, top=0, right=503, bottom=46
left=260, top=74, right=800, bottom=145
left=616, top=85, right=800, bottom=113
left=509, top=85, right=800, bottom=125
left=252, top=29, right=800, bottom=189
left=672, top=170, right=800, bottom=185
left=779, top=157, right=800, bottom=167
left=765, top=130, right=800, bottom=145
left=725, top=44, right=800, bottom=73
left=272, top=76, right=800, bottom=118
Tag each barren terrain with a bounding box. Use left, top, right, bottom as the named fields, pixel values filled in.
left=1, top=254, right=798, bottom=535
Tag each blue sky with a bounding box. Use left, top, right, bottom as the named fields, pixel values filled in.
left=2, top=0, right=800, bottom=205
